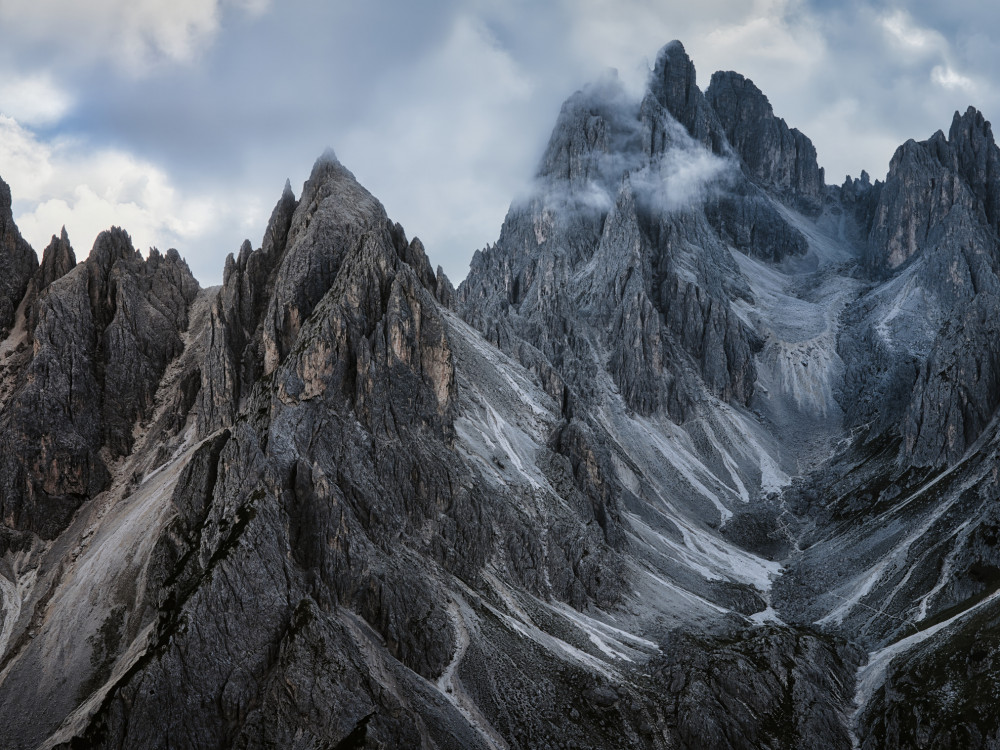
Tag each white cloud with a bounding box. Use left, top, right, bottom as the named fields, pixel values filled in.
left=0, top=0, right=271, bottom=70
left=931, top=64, right=976, bottom=92
left=0, top=73, right=73, bottom=126
left=880, top=9, right=947, bottom=58
left=0, top=115, right=219, bottom=258
left=878, top=9, right=978, bottom=93
left=0, top=0, right=996, bottom=287
left=703, top=0, right=822, bottom=64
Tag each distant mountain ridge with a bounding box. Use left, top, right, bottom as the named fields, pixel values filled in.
left=0, top=39, right=998, bottom=749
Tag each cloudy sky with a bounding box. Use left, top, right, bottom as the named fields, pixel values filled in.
left=0, top=0, right=996, bottom=284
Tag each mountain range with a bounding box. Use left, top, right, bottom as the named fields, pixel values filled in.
left=1, top=40, right=999, bottom=749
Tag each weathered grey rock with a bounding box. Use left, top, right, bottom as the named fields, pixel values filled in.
left=460, top=47, right=768, bottom=423
left=644, top=41, right=728, bottom=156
left=905, top=291, right=1000, bottom=466
left=828, top=107, right=1000, bottom=468
left=706, top=71, right=825, bottom=204
left=949, top=106, right=1000, bottom=234
left=650, top=625, right=862, bottom=750
left=866, top=108, right=1000, bottom=280
left=0, top=228, right=198, bottom=539
left=23, top=227, right=76, bottom=340
left=704, top=179, right=809, bottom=262
left=198, top=178, right=298, bottom=431
left=49, top=154, right=645, bottom=750
left=0, top=176, right=38, bottom=337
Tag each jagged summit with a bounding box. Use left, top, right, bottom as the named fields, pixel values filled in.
left=22, top=227, right=76, bottom=338
left=0, top=175, right=38, bottom=336
left=646, top=40, right=728, bottom=156
left=706, top=70, right=824, bottom=201
left=311, top=146, right=346, bottom=177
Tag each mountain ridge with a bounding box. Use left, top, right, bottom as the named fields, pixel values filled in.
left=0, top=39, right=998, bottom=749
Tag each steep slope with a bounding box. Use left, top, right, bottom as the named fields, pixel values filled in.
left=461, top=38, right=1000, bottom=748
left=771, top=106, right=1000, bottom=747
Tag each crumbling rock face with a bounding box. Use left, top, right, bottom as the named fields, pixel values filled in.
left=594, top=182, right=761, bottom=416
left=198, top=180, right=298, bottom=431
left=645, top=40, right=728, bottom=156
left=706, top=71, right=825, bottom=204
left=0, top=228, right=198, bottom=539
left=703, top=180, right=809, bottom=263
left=460, top=41, right=780, bottom=423
left=644, top=47, right=811, bottom=264
left=949, top=107, right=1000, bottom=234
left=23, top=227, right=77, bottom=340
left=651, top=625, right=862, bottom=750
left=905, top=292, right=1000, bottom=466
left=536, top=74, right=643, bottom=188
left=867, top=132, right=968, bottom=274
left=867, top=107, right=1000, bottom=279
left=833, top=106, right=1000, bottom=468
left=0, top=177, right=38, bottom=338
left=54, top=155, right=640, bottom=749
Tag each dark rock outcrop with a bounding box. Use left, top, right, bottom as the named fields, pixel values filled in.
left=0, top=228, right=198, bottom=538
left=50, top=154, right=638, bottom=750
left=0, top=177, right=38, bottom=337
left=198, top=179, right=298, bottom=431
left=23, top=227, right=77, bottom=339
left=704, top=180, right=809, bottom=262
left=706, top=71, right=825, bottom=203
left=833, top=107, right=1000, bottom=467
left=905, top=293, right=1000, bottom=465
left=460, top=41, right=772, bottom=423
left=645, top=41, right=728, bottom=156
left=866, top=108, right=1000, bottom=279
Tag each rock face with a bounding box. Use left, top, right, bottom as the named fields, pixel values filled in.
left=0, top=177, right=38, bottom=337
left=0, top=228, right=198, bottom=540
left=23, top=227, right=77, bottom=339
left=460, top=45, right=776, bottom=424
left=706, top=71, right=825, bottom=204
left=847, top=106, right=1000, bottom=467
left=3, top=38, right=1000, bottom=750
left=645, top=41, right=728, bottom=156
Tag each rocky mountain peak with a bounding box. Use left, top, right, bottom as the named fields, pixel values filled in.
left=867, top=106, right=1000, bottom=278
left=38, top=228, right=76, bottom=283
left=23, top=228, right=76, bottom=339
left=90, top=226, right=136, bottom=266
left=535, top=73, right=640, bottom=188
left=0, top=176, right=38, bottom=337
left=949, top=105, right=994, bottom=148
left=646, top=40, right=729, bottom=154
left=0, top=222, right=198, bottom=540
left=947, top=105, right=1000, bottom=233
left=646, top=40, right=727, bottom=155
left=647, top=41, right=697, bottom=119
left=259, top=153, right=394, bottom=375
left=705, top=70, right=824, bottom=203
